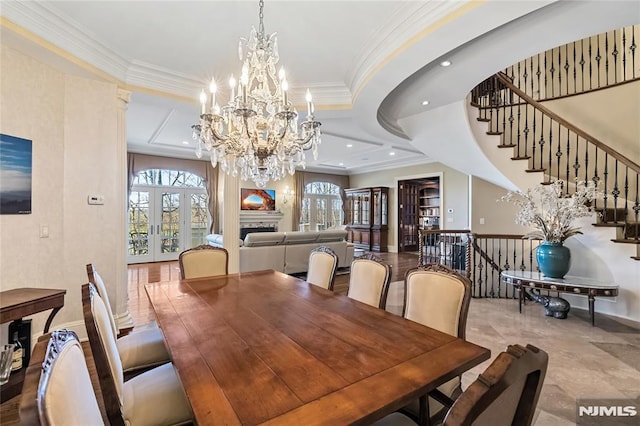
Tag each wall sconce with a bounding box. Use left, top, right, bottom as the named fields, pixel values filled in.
left=282, top=187, right=294, bottom=204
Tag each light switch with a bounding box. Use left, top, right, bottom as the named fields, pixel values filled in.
left=447, top=217, right=454, bottom=223
left=479, top=218, right=485, bottom=225
left=40, top=224, right=49, bottom=238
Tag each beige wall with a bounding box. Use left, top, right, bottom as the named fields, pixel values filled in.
left=547, top=80, right=640, bottom=164
left=0, top=44, right=124, bottom=340
left=350, top=162, right=469, bottom=252
left=470, top=176, right=528, bottom=234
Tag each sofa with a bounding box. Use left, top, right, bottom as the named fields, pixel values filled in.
left=206, top=230, right=354, bottom=274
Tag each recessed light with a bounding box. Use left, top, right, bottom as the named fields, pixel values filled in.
left=389, top=152, right=396, bottom=156
left=182, top=140, right=190, bottom=145
left=421, top=100, right=429, bottom=106
left=440, top=60, right=452, bottom=67
left=346, top=144, right=353, bottom=148
left=339, top=162, right=344, bottom=166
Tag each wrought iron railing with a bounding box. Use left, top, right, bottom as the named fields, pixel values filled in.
left=419, top=230, right=541, bottom=298
left=502, top=25, right=638, bottom=101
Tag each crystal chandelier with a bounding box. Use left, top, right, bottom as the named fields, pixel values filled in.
left=191, top=0, right=321, bottom=188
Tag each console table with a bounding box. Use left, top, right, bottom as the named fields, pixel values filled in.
left=501, top=270, right=618, bottom=326
left=0, top=287, right=66, bottom=402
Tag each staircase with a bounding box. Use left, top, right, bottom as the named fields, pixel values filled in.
left=469, top=25, right=640, bottom=260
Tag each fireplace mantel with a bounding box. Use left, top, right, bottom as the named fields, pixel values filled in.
left=239, top=211, right=284, bottom=228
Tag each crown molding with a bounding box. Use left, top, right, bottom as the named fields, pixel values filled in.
left=1, top=1, right=130, bottom=79
left=348, top=0, right=470, bottom=97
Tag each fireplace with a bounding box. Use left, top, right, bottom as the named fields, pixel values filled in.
left=240, top=226, right=276, bottom=240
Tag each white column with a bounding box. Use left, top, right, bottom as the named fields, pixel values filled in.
left=115, top=88, right=134, bottom=329
left=222, top=173, right=240, bottom=273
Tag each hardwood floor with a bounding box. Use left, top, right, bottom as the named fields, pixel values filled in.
left=3, top=251, right=638, bottom=425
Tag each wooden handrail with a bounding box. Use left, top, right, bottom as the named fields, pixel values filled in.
left=495, top=72, right=640, bottom=174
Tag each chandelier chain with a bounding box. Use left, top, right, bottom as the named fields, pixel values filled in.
left=258, top=0, right=265, bottom=36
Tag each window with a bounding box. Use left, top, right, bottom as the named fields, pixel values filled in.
left=301, top=182, right=343, bottom=231
left=128, top=169, right=208, bottom=263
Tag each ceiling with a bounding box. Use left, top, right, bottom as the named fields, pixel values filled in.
left=2, top=1, right=637, bottom=178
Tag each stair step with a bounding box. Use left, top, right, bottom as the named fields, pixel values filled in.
left=526, top=168, right=546, bottom=173
left=511, top=156, right=531, bottom=160
left=477, top=117, right=491, bottom=122
left=486, top=131, right=502, bottom=135
left=624, top=223, right=640, bottom=239
left=497, top=144, right=517, bottom=148
left=597, top=207, right=628, bottom=222
left=592, top=222, right=626, bottom=228
left=610, top=238, right=640, bottom=245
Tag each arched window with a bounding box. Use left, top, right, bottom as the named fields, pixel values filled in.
left=300, top=182, right=343, bottom=231
left=128, top=169, right=208, bottom=263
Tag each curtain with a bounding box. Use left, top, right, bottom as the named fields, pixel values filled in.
left=127, top=153, right=218, bottom=233
left=205, top=164, right=219, bottom=233
left=292, top=172, right=305, bottom=230
left=294, top=171, right=350, bottom=228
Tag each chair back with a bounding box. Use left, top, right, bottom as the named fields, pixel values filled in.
left=82, top=283, right=125, bottom=426
left=178, top=244, right=229, bottom=279
left=443, top=344, right=548, bottom=426
left=347, top=253, right=392, bottom=308
left=306, top=246, right=339, bottom=290
left=20, top=329, right=104, bottom=426
left=403, top=264, right=471, bottom=338
left=86, top=263, right=118, bottom=339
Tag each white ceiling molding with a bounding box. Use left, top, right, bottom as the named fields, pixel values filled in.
left=348, top=0, right=469, bottom=97
left=1, top=1, right=130, bottom=80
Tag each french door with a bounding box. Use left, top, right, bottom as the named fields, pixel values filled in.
left=127, top=187, right=208, bottom=264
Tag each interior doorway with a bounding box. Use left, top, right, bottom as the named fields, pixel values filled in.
left=397, top=175, right=441, bottom=252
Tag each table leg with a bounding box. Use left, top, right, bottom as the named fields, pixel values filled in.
left=43, top=307, right=62, bottom=333
left=519, top=285, right=523, bottom=313
left=588, top=294, right=595, bottom=327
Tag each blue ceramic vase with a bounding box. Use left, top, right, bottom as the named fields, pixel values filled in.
left=536, top=241, right=571, bottom=278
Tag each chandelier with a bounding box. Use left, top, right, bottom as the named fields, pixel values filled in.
left=191, top=0, right=321, bottom=188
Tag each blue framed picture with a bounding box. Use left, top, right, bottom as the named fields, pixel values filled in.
left=0, top=133, right=32, bottom=214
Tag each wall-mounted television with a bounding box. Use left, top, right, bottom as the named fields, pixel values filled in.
left=240, top=188, right=276, bottom=211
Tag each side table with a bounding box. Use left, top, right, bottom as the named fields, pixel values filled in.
left=0, top=288, right=66, bottom=402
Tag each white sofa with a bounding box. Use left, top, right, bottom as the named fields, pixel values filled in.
left=206, top=230, right=354, bottom=274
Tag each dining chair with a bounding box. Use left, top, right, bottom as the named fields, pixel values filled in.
left=402, top=263, right=472, bottom=424
left=86, top=263, right=170, bottom=373
left=82, top=283, right=193, bottom=426
left=374, top=343, right=548, bottom=426
left=19, top=329, right=105, bottom=426
left=347, top=253, right=392, bottom=308
left=306, top=246, right=339, bottom=290
left=178, top=244, right=229, bottom=279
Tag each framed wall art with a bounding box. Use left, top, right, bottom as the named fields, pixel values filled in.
left=0, top=133, right=32, bottom=214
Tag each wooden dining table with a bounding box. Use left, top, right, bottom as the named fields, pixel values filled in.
left=145, top=270, right=490, bottom=425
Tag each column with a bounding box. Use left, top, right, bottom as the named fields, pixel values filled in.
left=115, top=88, right=134, bottom=329
left=222, top=173, right=240, bottom=273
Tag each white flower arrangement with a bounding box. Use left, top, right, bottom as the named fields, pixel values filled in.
left=500, top=180, right=599, bottom=243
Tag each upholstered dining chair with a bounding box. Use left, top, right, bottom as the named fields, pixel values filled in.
left=306, top=246, right=339, bottom=290
left=374, top=343, right=549, bottom=426
left=178, top=244, right=229, bottom=279
left=347, top=253, right=392, bottom=308
left=86, top=263, right=170, bottom=373
left=402, top=263, right=472, bottom=424
left=19, top=329, right=105, bottom=426
left=82, top=283, right=193, bottom=426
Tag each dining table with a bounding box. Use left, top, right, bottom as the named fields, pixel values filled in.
left=145, top=269, right=490, bottom=425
